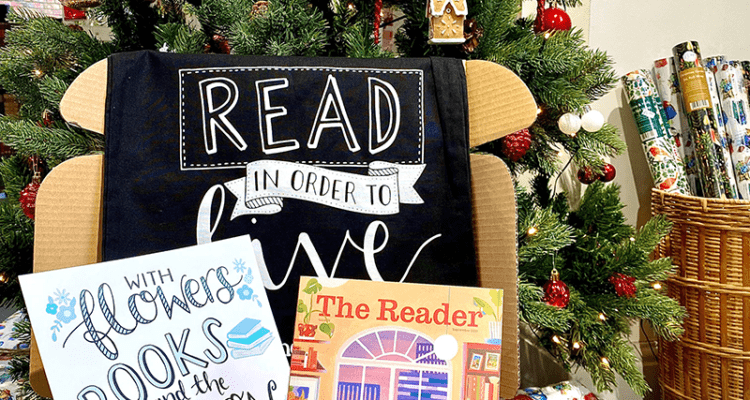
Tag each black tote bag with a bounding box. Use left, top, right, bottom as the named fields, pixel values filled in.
left=102, top=50, right=476, bottom=348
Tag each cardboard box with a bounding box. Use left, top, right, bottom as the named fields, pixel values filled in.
left=31, top=58, right=536, bottom=398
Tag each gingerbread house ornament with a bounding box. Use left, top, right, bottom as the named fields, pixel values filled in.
left=427, top=0, right=467, bottom=44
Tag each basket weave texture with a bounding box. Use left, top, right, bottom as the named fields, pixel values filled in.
left=652, top=188, right=750, bottom=400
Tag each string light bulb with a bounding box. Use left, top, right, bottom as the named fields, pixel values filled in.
left=598, top=312, right=607, bottom=322
left=33, top=69, right=44, bottom=78
left=629, top=237, right=636, bottom=242
left=347, top=2, right=354, bottom=10
left=544, top=32, right=551, bottom=39
left=601, top=357, right=610, bottom=368
left=0, top=273, right=5, bottom=283
left=572, top=341, right=581, bottom=350
left=527, top=226, right=538, bottom=236
left=652, top=282, right=662, bottom=290
left=552, top=335, right=561, bottom=344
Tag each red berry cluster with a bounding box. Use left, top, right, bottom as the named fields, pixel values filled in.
left=500, top=128, right=532, bottom=162
left=577, top=163, right=616, bottom=184
left=609, top=272, right=637, bottom=298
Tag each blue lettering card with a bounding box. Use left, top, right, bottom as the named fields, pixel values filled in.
left=19, top=235, right=289, bottom=400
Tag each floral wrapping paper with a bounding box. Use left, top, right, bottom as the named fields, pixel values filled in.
left=622, top=69, right=690, bottom=194
left=709, top=59, right=750, bottom=199
left=516, top=380, right=598, bottom=400
left=672, top=41, right=733, bottom=199
left=654, top=57, right=700, bottom=195
left=704, top=64, right=739, bottom=198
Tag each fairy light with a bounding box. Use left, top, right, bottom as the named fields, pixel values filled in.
left=33, top=69, right=44, bottom=78
left=552, top=335, right=561, bottom=344
left=0, top=273, right=5, bottom=283
left=527, top=226, right=538, bottom=236
left=544, top=32, right=551, bottom=39
left=652, top=282, right=662, bottom=290
left=347, top=2, right=354, bottom=10
left=598, top=312, right=607, bottom=322
left=601, top=357, right=610, bottom=368
left=572, top=341, right=581, bottom=350
left=629, top=237, right=636, bottom=242
left=537, top=107, right=543, bottom=115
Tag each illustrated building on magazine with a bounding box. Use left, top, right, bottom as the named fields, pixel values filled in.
left=290, top=277, right=503, bottom=400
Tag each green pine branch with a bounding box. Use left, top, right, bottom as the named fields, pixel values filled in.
left=0, top=119, right=104, bottom=168
left=227, top=0, right=328, bottom=57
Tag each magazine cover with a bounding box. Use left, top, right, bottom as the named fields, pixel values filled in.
left=289, top=277, right=503, bottom=400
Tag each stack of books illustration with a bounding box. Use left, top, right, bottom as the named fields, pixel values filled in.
left=226, top=318, right=274, bottom=359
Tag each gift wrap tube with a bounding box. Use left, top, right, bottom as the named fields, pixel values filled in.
left=713, top=61, right=750, bottom=198
left=705, top=66, right=739, bottom=198
left=742, top=61, right=750, bottom=120
left=654, top=57, right=699, bottom=195
left=731, top=61, right=750, bottom=122
left=673, top=41, right=733, bottom=199
left=622, top=69, right=690, bottom=194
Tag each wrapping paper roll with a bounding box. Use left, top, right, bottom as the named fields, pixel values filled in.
left=673, top=41, right=733, bottom=199
left=622, top=69, right=690, bottom=194
left=654, top=57, right=698, bottom=195
left=705, top=66, right=739, bottom=198
left=714, top=61, right=750, bottom=199
left=741, top=61, right=750, bottom=112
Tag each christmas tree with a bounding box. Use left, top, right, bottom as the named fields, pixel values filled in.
left=0, top=0, right=685, bottom=398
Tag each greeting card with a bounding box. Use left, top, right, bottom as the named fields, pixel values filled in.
left=289, top=277, right=503, bottom=400
left=19, top=235, right=288, bottom=400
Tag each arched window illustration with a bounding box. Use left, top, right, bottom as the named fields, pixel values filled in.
left=334, top=327, right=451, bottom=400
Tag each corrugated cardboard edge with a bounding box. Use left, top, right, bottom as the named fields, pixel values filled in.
left=470, top=153, right=519, bottom=398
left=37, top=58, right=534, bottom=397
left=30, top=154, right=104, bottom=397
left=59, top=59, right=107, bottom=134
left=30, top=153, right=520, bottom=398
left=466, top=60, right=537, bottom=147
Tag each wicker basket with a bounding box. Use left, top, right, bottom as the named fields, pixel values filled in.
left=651, top=188, right=750, bottom=400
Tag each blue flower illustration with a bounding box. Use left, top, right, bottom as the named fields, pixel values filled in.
left=53, top=288, right=71, bottom=305
left=46, top=302, right=58, bottom=315
left=56, top=297, right=77, bottom=324
left=238, top=285, right=253, bottom=300
left=233, top=258, right=247, bottom=273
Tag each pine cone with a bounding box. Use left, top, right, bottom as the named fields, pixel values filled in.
left=500, top=128, right=532, bottom=162
left=251, top=0, right=270, bottom=17
left=461, top=18, right=483, bottom=53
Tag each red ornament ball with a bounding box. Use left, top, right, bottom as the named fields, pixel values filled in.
left=543, top=270, right=570, bottom=308
left=20, top=181, right=40, bottom=220
left=536, top=7, right=572, bottom=32
left=577, top=166, right=597, bottom=184
left=501, top=128, right=532, bottom=162
left=599, top=163, right=616, bottom=182
left=609, top=272, right=637, bottom=298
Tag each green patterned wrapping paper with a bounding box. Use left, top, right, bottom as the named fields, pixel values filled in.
left=654, top=57, right=698, bottom=195
left=673, top=41, right=732, bottom=199
left=704, top=66, right=739, bottom=198
left=622, top=69, right=690, bottom=194
left=712, top=60, right=750, bottom=199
